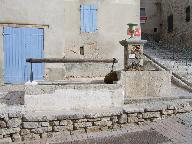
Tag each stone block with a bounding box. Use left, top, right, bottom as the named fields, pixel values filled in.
left=60, top=120, right=73, bottom=126
left=118, top=114, right=127, bottom=124
left=50, top=121, right=60, bottom=126
left=127, top=116, right=138, bottom=123
left=137, top=113, right=143, bottom=119
left=0, top=138, right=12, bottom=143
left=0, top=128, right=20, bottom=135
left=74, top=122, right=92, bottom=129
left=41, top=122, right=49, bottom=127
left=22, top=133, right=40, bottom=141
left=12, top=133, right=21, bottom=142
left=167, top=105, right=176, bottom=110
left=23, top=122, right=41, bottom=129
left=94, top=120, right=112, bottom=127
left=143, top=112, right=161, bottom=119
left=74, top=119, right=87, bottom=123
left=20, top=129, right=30, bottom=136
left=110, top=116, right=118, bottom=123
left=0, top=113, right=8, bottom=121
left=86, top=126, right=100, bottom=133
left=7, top=118, right=22, bottom=128
left=0, top=120, right=6, bottom=128
left=87, top=118, right=101, bottom=122
left=8, top=112, right=23, bottom=118
left=101, top=117, right=111, bottom=121
left=53, top=125, right=73, bottom=132
left=31, top=127, right=52, bottom=134
left=161, top=110, right=174, bottom=115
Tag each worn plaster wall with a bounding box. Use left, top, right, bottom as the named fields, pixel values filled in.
left=161, top=0, right=192, bottom=46
left=0, top=0, right=140, bottom=82
left=140, top=0, right=161, bottom=39
left=0, top=27, right=3, bottom=84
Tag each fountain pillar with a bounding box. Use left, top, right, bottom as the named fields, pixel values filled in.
left=120, top=23, right=147, bottom=71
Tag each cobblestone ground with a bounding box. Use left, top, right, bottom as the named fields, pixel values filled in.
left=44, top=112, right=192, bottom=144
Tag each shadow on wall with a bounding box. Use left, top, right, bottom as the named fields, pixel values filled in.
left=0, top=91, right=25, bottom=105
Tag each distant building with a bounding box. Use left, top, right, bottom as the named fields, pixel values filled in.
left=161, top=0, right=192, bottom=46
left=0, top=0, right=140, bottom=84
left=140, top=0, right=162, bottom=41
left=141, top=0, right=192, bottom=45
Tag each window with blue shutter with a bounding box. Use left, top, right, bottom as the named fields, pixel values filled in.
left=80, top=4, right=97, bottom=33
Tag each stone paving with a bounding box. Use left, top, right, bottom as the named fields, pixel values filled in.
left=144, top=45, right=192, bottom=84
left=34, top=112, right=192, bottom=144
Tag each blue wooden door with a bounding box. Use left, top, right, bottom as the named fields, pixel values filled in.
left=3, top=27, right=44, bottom=84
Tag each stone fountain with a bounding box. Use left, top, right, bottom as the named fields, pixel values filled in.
left=119, top=23, right=171, bottom=99
left=23, top=23, right=172, bottom=111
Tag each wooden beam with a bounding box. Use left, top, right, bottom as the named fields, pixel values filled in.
left=26, top=58, right=118, bottom=63
left=0, top=23, right=49, bottom=28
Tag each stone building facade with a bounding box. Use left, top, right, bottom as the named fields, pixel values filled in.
left=160, top=0, right=192, bottom=46
left=0, top=0, right=140, bottom=84
left=141, top=0, right=192, bottom=45
left=140, top=0, right=162, bottom=41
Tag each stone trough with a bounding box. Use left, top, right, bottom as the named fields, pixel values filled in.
left=24, top=83, right=124, bottom=111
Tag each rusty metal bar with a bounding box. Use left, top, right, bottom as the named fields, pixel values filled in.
left=26, top=58, right=118, bottom=64
left=27, top=58, right=118, bottom=82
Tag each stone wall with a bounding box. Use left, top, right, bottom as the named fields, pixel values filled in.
left=0, top=100, right=191, bottom=143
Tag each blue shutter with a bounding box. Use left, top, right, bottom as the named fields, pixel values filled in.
left=80, top=4, right=97, bottom=32
left=80, top=5, right=85, bottom=32
left=3, top=27, right=44, bottom=84
left=90, top=5, right=97, bottom=32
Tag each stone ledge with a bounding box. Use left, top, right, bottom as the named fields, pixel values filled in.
left=23, top=108, right=123, bottom=121
left=25, top=84, right=122, bottom=95
left=125, top=96, right=192, bottom=104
